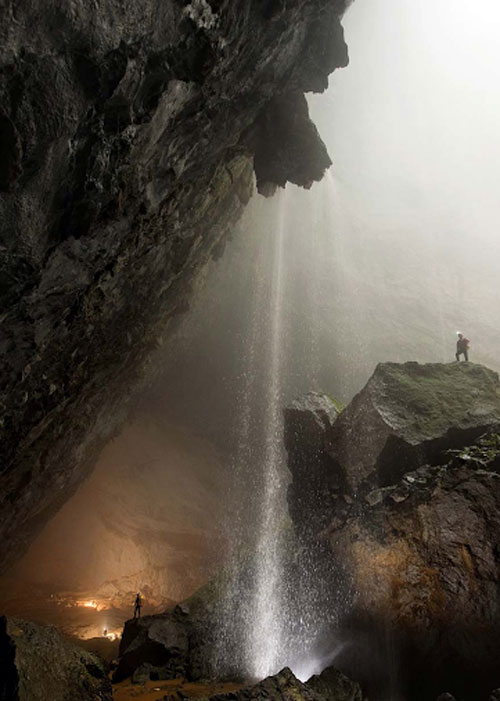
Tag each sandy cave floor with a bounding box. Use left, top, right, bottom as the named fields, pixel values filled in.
left=112, top=679, right=244, bottom=701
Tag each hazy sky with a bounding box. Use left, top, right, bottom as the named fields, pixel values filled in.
left=311, top=0, right=500, bottom=247
left=302, top=0, right=500, bottom=377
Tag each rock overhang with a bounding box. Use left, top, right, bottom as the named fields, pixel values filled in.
left=0, top=0, right=351, bottom=573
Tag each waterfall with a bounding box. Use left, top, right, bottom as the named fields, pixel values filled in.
left=212, top=182, right=345, bottom=680
left=212, top=192, right=290, bottom=680
left=246, top=193, right=288, bottom=679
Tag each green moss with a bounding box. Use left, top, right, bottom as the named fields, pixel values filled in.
left=370, top=362, right=500, bottom=439
left=447, top=432, right=500, bottom=468
left=324, top=393, right=345, bottom=413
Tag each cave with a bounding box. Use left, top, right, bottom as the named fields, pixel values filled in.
left=1, top=1, right=500, bottom=701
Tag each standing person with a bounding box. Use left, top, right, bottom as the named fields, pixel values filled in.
left=455, top=332, right=470, bottom=361
left=134, top=592, right=143, bottom=619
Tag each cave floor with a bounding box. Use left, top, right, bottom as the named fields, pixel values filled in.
left=113, top=679, right=244, bottom=701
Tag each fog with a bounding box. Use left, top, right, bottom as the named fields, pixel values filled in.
left=307, top=0, right=500, bottom=375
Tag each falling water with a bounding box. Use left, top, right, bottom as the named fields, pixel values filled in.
left=247, top=193, right=288, bottom=679
left=212, top=181, right=350, bottom=681
left=210, top=206, right=270, bottom=678
left=211, top=191, right=291, bottom=680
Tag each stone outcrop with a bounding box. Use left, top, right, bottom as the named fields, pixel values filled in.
left=252, top=92, right=333, bottom=195
left=306, top=665, right=363, bottom=701
left=113, top=576, right=222, bottom=682
left=284, top=392, right=342, bottom=540
left=191, top=667, right=322, bottom=700
left=183, top=666, right=362, bottom=700
left=0, top=0, right=349, bottom=573
left=285, top=362, right=500, bottom=700
left=0, top=616, right=111, bottom=700
left=330, top=430, right=500, bottom=699
left=325, top=361, right=500, bottom=493
left=113, top=609, right=190, bottom=683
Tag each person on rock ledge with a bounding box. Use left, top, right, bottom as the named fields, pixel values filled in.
left=133, top=592, right=143, bottom=619
left=455, top=332, right=470, bottom=362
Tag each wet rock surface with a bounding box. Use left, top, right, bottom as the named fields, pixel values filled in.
left=113, top=575, right=224, bottom=684
left=285, top=362, right=500, bottom=700
left=185, top=666, right=360, bottom=700
left=284, top=392, right=342, bottom=540
left=0, top=0, right=349, bottom=573
left=113, top=609, right=190, bottom=683
left=306, top=664, right=363, bottom=701
left=0, top=615, right=111, bottom=700
left=326, top=361, right=500, bottom=493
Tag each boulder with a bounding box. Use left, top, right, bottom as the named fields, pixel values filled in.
left=131, top=661, right=171, bottom=684
left=285, top=393, right=342, bottom=452
left=113, top=576, right=225, bottom=683
left=285, top=363, right=500, bottom=700
left=186, top=667, right=324, bottom=700
left=330, top=431, right=500, bottom=699
left=182, top=666, right=363, bottom=700
left=0, top=616, right=111, bottom=700
left=325, top=362, right=500, bottom=493
left=284, top=392, right=342, bottom=539
left=306, top=665, right=363, bottom=701
left=113, top=610, right=189, bottom=682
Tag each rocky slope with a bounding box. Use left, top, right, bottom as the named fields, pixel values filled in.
left=186, top=666, right=363, bottom=700
left=0, top=0, right=349, bottom=572
left=285, top=362, right=500, bottom=700
left=0, top=616, right=112, bottom=700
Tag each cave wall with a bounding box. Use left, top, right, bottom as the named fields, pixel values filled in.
left=0, top=416, right=225, bottom=607
left=0, top=0, right=349, bottom=572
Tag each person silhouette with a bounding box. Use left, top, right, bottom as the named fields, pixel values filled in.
left=134, top=592, right=143, bottom=619
left=455, top=332, right=470, bottom=362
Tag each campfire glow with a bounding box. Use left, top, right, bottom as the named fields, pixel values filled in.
left=103, top=630, right=120, bottom=641
left=73, top=598, right=109, bottom=612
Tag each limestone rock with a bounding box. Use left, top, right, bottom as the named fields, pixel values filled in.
left=253, top=91, right=332, bottom=195
left=184, top=666, right=363, bottom=700
left=284, top=392, right=342, bottom=539
left=326, top=362, right=500, bottom=493
left=306, top=664, right=363, bottom=701
left=285, top=363, right=500, bottom=699
left=330, top=437, right=500, bottom=698
left=0, top=616, right=111, bottom=700
left=0, top=0, right=349, bottom=573
left=285, top=392, right=341, bottom=452
left=113, top=610, right=189, bottom=683
left=188, top=667, right=324, bottom=700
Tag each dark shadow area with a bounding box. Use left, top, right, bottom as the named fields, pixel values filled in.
left=335, top=613, right=500, bottom=701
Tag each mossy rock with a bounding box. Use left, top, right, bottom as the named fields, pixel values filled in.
left=326, top=362, right=500, bottom=492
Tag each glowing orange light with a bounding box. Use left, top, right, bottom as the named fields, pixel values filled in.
left=72, top=599, right=108, bottom=612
